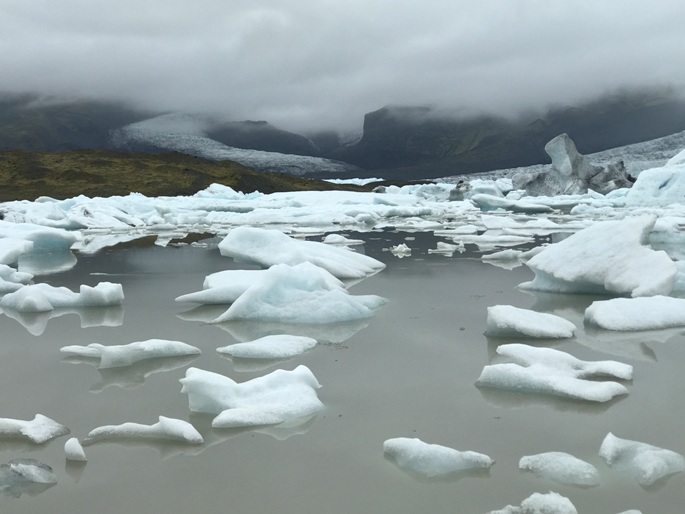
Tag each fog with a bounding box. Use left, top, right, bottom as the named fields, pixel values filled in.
left=1, top=0, right=684, bottom=132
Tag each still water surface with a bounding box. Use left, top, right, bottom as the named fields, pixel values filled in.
left=1, top=232, right=684, bottom=513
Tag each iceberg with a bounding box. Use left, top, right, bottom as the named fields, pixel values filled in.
left=212, top=262, right=386, bottom=324
left=0, top=414, right=69, bottom=444
left=64, top=437, right=87, bottom=462
left=488, top=491, right=577, bottom=514
left=599, top=432, right=685, bottom=486
left=218, top=226, right=385, bottom=279
left=584, top=295, right=685, bottom=331
left=60, top=339, right=200, bottom=369
left=519, top=451, right=600, bottom=487
left=383, top=437, right=493, bottom=478
left=176, top=269, right=267, bottom=304
left=475, top=343, right=632, bottom=402
left=0, top=264, right=32, bottom=294
left=180, top=365, right=324, bottom=428
left=0, top=282, right=124, bottom=312
left=86, top=416, right=203, bottom=445
left=485, top=305, right=576, bottom=338
left=217, top=334, right=317, bottom=359
left=519, top=215, right=676, bottom=297
left=0, top=238, right=34, bottom=266
left=625, top=150, right=685, bottom=207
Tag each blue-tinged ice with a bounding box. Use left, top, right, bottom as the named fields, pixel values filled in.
left=60, top=339, right=200, bottom=368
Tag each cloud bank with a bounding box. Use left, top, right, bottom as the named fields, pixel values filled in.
left=2, top=0, right=684, bottom=132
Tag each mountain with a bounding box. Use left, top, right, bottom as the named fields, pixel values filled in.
left=323, top=90, right=685, bottom=180
left=1, top=89, right=685, bottom=181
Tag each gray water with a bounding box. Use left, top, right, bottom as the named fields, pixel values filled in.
left=1, top=233, right=684, bottom=513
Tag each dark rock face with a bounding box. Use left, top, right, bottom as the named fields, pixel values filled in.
left=512, top=133, right=633, bottom=196
left=206, top=120, right=318, bottom=156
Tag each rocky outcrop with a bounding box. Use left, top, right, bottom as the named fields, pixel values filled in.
left=512, top=133, right=633, bottom=196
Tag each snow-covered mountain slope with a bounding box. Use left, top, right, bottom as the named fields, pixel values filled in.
left=110, top=114, right=360, bottom=176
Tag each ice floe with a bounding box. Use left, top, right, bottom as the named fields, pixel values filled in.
left=180, top=365, right=324, bottom=428
left=599, top=432, right=685, bottom=486
left=584, top=295, right=685, bottom=331
left=0, top=264, right=32, bottom=294
left=218, top=226, right=385, bottom=279
left=64, top=437, right=87, bottom=462
left=176, top=269, right=267, bottom=305
left=60, top=339, right=200, bottom=368
left=85, top=416, right=203, bottom=445
left=519, top=215, right=677, bottom=297
left=212, top=262, right=386, bottom=324
left=0, top=414, right=69, bottom=444
left=0, top=282, right=124, bottom=312
left=0, top=459, right=57, bottom=498
left=383, top=437, right=493, bottom=478
left=475, top=343, right=632, bottom=402
left=519, top=451, right=600, bottom=487
left=488, top=491, right=577, bottom=514
left=486, top=305, right=576, bottom=338
left=217, top=334, right=317, bottom=359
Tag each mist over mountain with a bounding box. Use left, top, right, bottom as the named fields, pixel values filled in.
left=1, top=88, right=685, bottom=180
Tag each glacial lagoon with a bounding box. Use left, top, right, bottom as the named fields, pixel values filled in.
left=1, top=231, right=684, bottom=513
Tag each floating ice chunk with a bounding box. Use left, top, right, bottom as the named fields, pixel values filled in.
left=86, top=416, right=203, bottom=444
left=470, top=194, right=555, bottom=213
left=0, top=264, right=33, bottom=294
left=475, top=344, right=632, bottom=402
left=389, top=243, right=411, bottom=257
left=383, top=437, right=493, bottom=478
left=176, top=269, right=266, bottom=304
left=488, top=491, right=577, bottom=513
left=217, top=335, right=317, bottom=359
left=322, top=233, right=364, bottom=246
left=212, top=262, right=386, bottom=324
left=64, top=438, right=87, bottom=462
left=0, top=238, right=34, bottom=265
left=625, top=157, right=685, bottom=207
left=599, top=432, right=685, bottom=486
left=520, top=215, right=676, bottom=297
left=0, top=282, right=124, bottom=312
left=180, top=365, right=324, bottom=428
left=0, top=414, right=70, bottom=444
left=585, top=295, right=685, bottom=331
left=218, top=227, right=385, bottom=279
left=519, top=451, right=600, bottom=487
left=486, top=305, right=576, bottom=338
left=0, top=220, right=78, bottom=253
left=60, top=339, right=200, bottom=369
left=0, top=459, right=57, bottom=498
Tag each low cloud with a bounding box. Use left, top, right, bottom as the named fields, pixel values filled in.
left=2, top=1, right=684, bottom=132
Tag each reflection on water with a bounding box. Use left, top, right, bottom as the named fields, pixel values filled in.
left=1, top=305, right=124, bottom=336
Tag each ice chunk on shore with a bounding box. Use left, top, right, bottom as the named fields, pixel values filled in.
left=520, top=215, right=676, bottom=297
left=0, top=414, right=69, bottom=443
left=218, top=227, right=385, bottom=279
left=64, top=438, right=87, bottom=462
left=180, top=365, right=323, bottom=428
left=383, top=437, right=493, bottom=478
left=519, top=451, right=600, bottom=487
left=217, top=335, right=317, bottom=359
left=488, top=491, right=577, bottom=514
left=486, top=305, right=575, bottom=338
left=86, top=416, right=203, bottom=444
left=476, top=344, right=632, bottom=402
left=0, top=282, right=124, bottom=312
left=599, top=432, right=685, bottom=486
left=212, top=262, right=386, bottom=324
left=60, top=339, right=200, bottom=369
left=585, top=295, right=685, bottom=331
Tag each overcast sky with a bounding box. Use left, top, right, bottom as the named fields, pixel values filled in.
left=2, top=0, right=684, bottom=132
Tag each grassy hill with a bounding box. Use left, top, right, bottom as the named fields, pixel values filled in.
left=0, top=149, right=365, bottom=202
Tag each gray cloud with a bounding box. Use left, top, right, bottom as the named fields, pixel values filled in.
left=2, top=0, right=684, bottom=132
